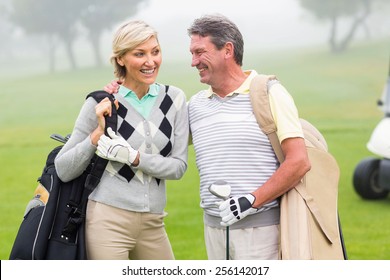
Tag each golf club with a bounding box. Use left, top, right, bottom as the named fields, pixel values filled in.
left=209, top=180, right=231, bottom=260
left=50, top=133, right=71, bottom=144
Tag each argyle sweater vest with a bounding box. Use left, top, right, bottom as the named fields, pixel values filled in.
left=55, top=84, right=189, bottom=214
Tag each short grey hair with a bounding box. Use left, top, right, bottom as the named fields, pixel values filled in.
left=187, top=14, right=244, bottom=66
left=111, top=20, right=159, bottom=79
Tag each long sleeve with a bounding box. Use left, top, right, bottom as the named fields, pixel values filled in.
left=54, top=97, right=98, bottom=182
left=54, top=85, right=189, bottom=214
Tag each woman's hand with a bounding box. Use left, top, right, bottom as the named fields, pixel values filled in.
left=90, top=97, right=119, bottom=146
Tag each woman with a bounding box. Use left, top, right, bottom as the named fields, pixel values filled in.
left=54, top=20, right=189, bottom=260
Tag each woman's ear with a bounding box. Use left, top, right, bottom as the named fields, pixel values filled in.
left=116, top=57, right=124, bottom=67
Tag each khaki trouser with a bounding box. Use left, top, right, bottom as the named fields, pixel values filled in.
left=85, top=200, right=174, bottom=260
left=204, top=224, right=280, bottom=260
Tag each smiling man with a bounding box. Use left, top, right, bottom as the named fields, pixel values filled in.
left=187, top=14, right=310, bottom=260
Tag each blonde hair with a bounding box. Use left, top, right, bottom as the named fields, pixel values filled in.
left=110, top=20, right=159, bottom=79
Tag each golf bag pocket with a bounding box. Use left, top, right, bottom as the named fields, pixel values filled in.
left=46, top=237, right=78, bottom=260
left=9, top=205, right=46, bottom=260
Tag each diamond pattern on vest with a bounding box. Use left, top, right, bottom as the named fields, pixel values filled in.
left=111, top=88, right=176, bottom=184
left=117, top=104, right=128, bottom=118
left=118, top=164, right=135, bottom=182
left=118, top=120, right=135, bottom=140
left=160, top=93, right=173, bottom=115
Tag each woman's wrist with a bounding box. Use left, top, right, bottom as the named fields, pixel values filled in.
left=90, top=128, right=105, bottom=146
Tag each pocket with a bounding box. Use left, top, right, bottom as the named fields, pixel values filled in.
left=46, top=238, right=78, bottom=260
left=9, top=206, right=46, bottom=260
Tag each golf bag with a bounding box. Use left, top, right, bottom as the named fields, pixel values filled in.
left=9, top=91, right=117, bottom=260
left=250, top=74, right=347, bottom=260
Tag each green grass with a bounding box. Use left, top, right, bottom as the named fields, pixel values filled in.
left=1, top=39, right=389, bottom=260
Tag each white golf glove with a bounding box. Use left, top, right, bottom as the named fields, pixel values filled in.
left=219, top=194, right=259, bottom=226
left=97, top=127, right=138, bottom=165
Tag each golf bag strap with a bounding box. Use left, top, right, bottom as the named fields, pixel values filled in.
left=250, top=75, right=336, bottom=244
left=84, top=90, right=117, bottom=191
left=61, top=91, right=117, bottom=238
left=249, top=74, right=284, bottom=162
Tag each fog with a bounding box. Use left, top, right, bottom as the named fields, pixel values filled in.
left=135, top=0, right=328, bottom=58
left=132, top=0, right=388, bottom=58
left=0, top=0, right=389, bottom=77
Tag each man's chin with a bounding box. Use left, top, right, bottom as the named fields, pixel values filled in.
left=199, top=75, right=208, bottom=84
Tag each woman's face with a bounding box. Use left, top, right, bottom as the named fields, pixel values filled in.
left=117, top=36, right=162, bottom=88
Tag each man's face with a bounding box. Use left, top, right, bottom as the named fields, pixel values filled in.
left=189, top=35, right=226, bottom=86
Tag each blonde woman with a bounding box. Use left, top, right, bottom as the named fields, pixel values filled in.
left=55, top=20, right=189, bottom=260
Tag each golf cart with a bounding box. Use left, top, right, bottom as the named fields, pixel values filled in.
left=353, top=59, right=390, bottom=199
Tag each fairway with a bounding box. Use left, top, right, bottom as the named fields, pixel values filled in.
left=1, top=40, right=389, bottom=260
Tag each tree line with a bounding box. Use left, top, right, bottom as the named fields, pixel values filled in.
left=0, top=0, right=388, bottom=73
left=2, top=0, right=148, bottom=72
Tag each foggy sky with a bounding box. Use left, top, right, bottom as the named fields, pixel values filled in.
left=1, top=0, right=388, bottom=77
left=118, top=0, right=389, bottom=60
left=133, top=0, right=329, bottom=59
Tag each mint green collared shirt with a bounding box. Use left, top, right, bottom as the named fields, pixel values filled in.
left=119, top=84, right=159, bottom=119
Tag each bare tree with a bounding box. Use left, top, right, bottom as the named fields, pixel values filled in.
left=79, top=0, right=149, bottom=67
left=8, top=0, right=149, bottom=72
left=299, top=0, right=375, bottom=53
left=9, top=0, right=86, bottom=71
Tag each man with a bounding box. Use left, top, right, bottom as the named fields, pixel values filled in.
left=104, top=14, right=310, bottom=260
left=187, top=14, right=310, bottom=260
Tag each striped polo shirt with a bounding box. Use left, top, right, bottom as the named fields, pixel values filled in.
left=188, top=70, right=303, bottom=229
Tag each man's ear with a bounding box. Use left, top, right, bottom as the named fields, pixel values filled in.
left=224, top=42, right=234, bottom=59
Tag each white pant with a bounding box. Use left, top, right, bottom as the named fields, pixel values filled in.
left=204, top=224, right=280, bottom=260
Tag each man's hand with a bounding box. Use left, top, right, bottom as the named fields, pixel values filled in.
left=103, top=80, right=121, bottom=94
left=219, top=194, right=259, bottom=226
left=97, top=127, right=138, bottom=165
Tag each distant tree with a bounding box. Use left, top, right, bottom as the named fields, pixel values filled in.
left=8, top=0, right=149, bottom=72
left=298, top=0, right=373, bottom=53
left=79, top=0, right=149, bottom=67
left=0, top=2, right=15, bottom=60
left=9, top=0, right=87, bottom=71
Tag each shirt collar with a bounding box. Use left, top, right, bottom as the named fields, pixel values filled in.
left=205, top=70, right=258, bottom=98
left=119, top=83, right=159, bottom=98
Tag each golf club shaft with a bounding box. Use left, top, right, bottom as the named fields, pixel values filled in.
left=226, top=225, right=229, bottom=260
